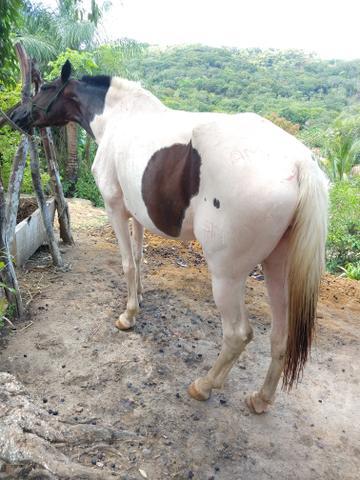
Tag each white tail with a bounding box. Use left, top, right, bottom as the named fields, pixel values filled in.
left=283, top=156, right=328, bottom=388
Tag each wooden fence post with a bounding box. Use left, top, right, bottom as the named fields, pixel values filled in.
left=5, top=135, right=28, bottom=247
left=0, top=179, right=24, bottom=318
left=28, top=138, right=64, bottom=268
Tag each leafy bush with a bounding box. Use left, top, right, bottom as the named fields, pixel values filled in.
left=74, top=134, right=103, bottom=207
left=326, top=179, right=360, bottom=273
left=74, top=162, right=103, bottom=207
left=0, top=83, right=21, bottom=186
left=46, top=49, right=98, bottom=80
left=323, top=115, right=360, bottom=181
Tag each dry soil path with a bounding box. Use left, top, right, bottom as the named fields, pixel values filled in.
left=0, top=199, right=359, bottom=479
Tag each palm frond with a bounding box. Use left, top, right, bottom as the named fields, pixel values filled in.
left=14, top=34, right=58, bottom=63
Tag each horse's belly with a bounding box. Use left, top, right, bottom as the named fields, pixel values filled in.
left=125, top=193, right=196, bottom=241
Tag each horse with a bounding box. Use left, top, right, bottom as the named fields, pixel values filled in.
left=11, top=60, right=328, bottom=413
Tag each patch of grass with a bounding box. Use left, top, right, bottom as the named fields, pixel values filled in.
left=339, top=262, right=360, bottom=280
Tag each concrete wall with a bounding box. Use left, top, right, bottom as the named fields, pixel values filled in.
left=12, top=199, right=56, bottom=267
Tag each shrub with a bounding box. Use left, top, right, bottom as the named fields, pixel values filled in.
left=339, top=262, right=360, bottom=280
left=326, top=179, right=360, bottom=273
left=74, top=135, right=103, bottom=207
left=74, top=162, right=103, bottom=207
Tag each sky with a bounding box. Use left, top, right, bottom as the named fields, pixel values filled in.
left=35, top=0, right=360, bottom=60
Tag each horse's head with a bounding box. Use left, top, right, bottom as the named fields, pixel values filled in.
left=11, top=60, right=77, bottom=132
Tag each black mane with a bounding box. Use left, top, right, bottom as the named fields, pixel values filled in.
left=81, top=75, right=111, bottom=88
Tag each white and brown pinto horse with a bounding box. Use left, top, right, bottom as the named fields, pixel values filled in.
left=11, top=61, right=328, bottom=413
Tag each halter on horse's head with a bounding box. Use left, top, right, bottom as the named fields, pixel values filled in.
left=10, top=61, right=112, bottom=138
left=11, top=60, right=76, bottom=132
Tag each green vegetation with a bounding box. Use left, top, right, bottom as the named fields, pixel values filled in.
left=327, top=179, right=360, bottom=274
left=0, top=0, right=23, bottom=86
left=339, top=262, right=360, bottom=280
left=0, top=2, right=359, bottom=278
left=128, top=46, right=360, bottom=149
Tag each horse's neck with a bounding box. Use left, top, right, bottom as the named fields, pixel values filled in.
left=89, top=79, right=168, bottom=143
left=109, top=78, right=168, bottom=114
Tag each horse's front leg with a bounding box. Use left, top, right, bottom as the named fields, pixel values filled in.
left=105, top=199, right=139, bottom=330
left=131, top=218, right=144, bottom=305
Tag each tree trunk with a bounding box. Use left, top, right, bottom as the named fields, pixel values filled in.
left=65, top=121, right=78, bottom=194
left=84, top=132, right=91, bottom=165
left=41, top=128, right=74, bottom=245
left=28, top=139, right=64, bottom=268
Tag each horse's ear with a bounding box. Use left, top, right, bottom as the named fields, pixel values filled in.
left=61, top=60, right=72, bottom=83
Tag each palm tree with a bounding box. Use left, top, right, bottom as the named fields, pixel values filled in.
left=324, top=116, right=360, bottom=182
left=17, top=1, right=100, bottom=63
left=16, top=1, right=103, bottom=191
left=15, top=1, right=143, bottom=191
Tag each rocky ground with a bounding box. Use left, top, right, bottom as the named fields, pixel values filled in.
left=0, top=199, right=359, bottom=479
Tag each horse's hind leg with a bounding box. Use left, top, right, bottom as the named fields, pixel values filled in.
left=246, top=233, right=289, bottom=413
left=188, top=273, right=253, bottom=401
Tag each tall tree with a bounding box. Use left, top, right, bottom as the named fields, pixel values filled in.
left=16, top=0, right=106, bottom=191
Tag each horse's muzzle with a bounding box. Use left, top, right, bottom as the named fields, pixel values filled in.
left=9, top=105, right=32, bottom=132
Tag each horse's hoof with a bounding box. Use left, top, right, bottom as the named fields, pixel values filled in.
left=245, top=391, right=270, bottom=414
left=187, top=381, right=210, bottom=401
left=115, top=314, right=134, bottom=331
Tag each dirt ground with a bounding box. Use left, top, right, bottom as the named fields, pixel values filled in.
left=1, top=198, right=359, bottom=480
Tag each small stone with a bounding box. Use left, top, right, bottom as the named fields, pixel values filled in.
left=43, top=398, right=48, bottom=404
left=139, top=468, right=148, bottom=478
left=188, top=471, right=194, bottom=479
left=91, top=457, right=97, bottom=465
left=142, top=448, right=151, bottom=456
left=96, top=462, right=104, bottom=468
left=176, top=393, right=181, bottom=399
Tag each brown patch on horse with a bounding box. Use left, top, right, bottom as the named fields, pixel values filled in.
left=141, top=142, right=201, bottom=237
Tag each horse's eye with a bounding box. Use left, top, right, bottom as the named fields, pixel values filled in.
left=41, top=84, right=55, bottom=91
